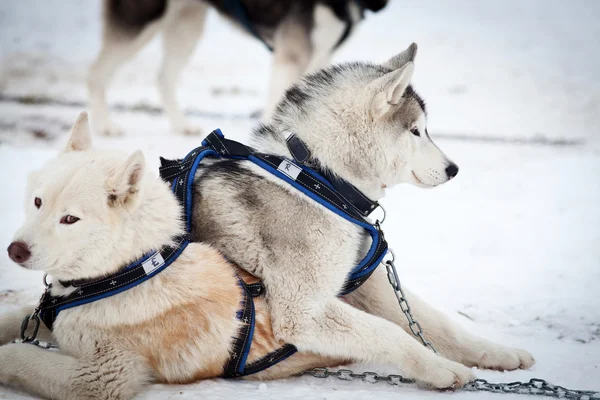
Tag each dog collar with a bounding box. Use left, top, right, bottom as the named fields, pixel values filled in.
left=284, top=132, right=380, bottom=217
left=36, top=236, right=189, bottom=330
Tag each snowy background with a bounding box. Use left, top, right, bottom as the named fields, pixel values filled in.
left=1, top=0, right=599, bottom=399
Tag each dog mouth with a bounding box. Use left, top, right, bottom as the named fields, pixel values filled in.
left=411, top=171, right=426, bottom=185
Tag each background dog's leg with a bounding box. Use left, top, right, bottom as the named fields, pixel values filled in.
left=0, top=343, right=149, bottom=400
left=158, top=0, right=207, bottom=136
left=88, top=20, right=162, bottom=136
left=269, top=293, right=474, bottom=388
left=304, top=4, right=347, bottom=74
left=262, top=18, right=312, bottom=122
left=345, top=268, right=535, bottom=370
left=0, top=306, right=53, bottom=345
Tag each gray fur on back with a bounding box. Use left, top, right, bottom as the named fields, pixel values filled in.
left=191, top=52, right=433, bottom=293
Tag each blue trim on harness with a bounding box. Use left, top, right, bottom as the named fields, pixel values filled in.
left=54, top=244, right=188, bottom=317
left=247, top=156, right=383, bottom=280
left=237, top=295, right=255, bottom=374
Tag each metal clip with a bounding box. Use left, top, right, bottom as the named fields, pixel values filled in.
left=20, top=273, right=52, bottom=342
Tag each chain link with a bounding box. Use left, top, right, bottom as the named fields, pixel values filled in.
left=300, top=367, right=414, bottom=385
left=302, top=369, right=600, bottom=399
left=464, top=378, right=600, bottom=399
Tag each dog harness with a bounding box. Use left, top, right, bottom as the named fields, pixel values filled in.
left=224, top=0, right=364, bottom=52
left=32, top=129, right=387, bottom=378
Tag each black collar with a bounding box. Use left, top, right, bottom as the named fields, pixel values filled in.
left=284, top=133, right=379, bottom=217
left=37, top=236, right=189, bottom=330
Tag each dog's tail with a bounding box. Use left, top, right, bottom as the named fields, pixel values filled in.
left=106, top=0, right=167, bottom=33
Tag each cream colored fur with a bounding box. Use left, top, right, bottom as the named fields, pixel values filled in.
left=0, top=113, right=340, bottom=399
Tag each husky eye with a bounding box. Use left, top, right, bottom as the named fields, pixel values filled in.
left=34, top=197, right=42, bottom=209
left=410, top=127, right=421, bottom=137
left=60, top=215, right=80, bottom=225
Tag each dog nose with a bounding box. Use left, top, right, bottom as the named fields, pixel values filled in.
left=445, top=164, right=459, bottom=179
left=7, top=241, right=31, bottom=263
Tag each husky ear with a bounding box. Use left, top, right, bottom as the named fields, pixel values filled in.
left=371, top=62, right=415, bottom=118
left=383, top=43, right=417, bottom=70
left=106, top=150, right=146, bottom=209
left=64, top=111, right=92, bottom=152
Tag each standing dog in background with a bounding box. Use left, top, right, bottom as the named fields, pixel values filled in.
left=88, top=0, right=389, bottom=136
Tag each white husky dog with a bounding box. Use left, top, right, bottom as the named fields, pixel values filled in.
left=188, top=42, right=535, bottom=389
left=0, top=113, right=344, bottom=399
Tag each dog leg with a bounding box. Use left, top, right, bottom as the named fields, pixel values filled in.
left=345, top=267, right=535, bottom=371
left=87, top=21, right=162, bottom=137
left=262, top=18, right=312, bottom=122
left=268, top=293, right=474, bottom=389
left=0, top=306, right=54, bottom=345
left=0, top=342, right=150, bottom=400
left=158, top=0, right=207, bottom=136
left=304, top=4, right=347, bottom=74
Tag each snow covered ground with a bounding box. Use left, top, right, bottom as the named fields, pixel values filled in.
left=1, top=0, right=599, bottom=399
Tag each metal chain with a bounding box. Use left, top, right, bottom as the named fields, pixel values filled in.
left=463, top=378, right=600, bottom=399
left=302, top=215, right=599, bottom=399
left=300, top=367, right=414, bottom=385
left=383, top=250, right=437, bottom=353
left=301, top=369, right=600, bottom=399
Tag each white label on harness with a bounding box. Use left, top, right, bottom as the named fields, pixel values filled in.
left=142, top=252, right=165, bottom=275
left=277, top=160, right=302, bottom=181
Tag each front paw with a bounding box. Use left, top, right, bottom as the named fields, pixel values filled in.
left=408, top=352, right=476, bottom=389
left=469, top=346, right=535, bottom=371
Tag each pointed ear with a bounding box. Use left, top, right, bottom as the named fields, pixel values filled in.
left=383, top=43, right=417, bottom=70
left=105, top=150, right=146, bottom=209
left=371, top=62, right=415, bottom=118
left=65, top=111, right=92, bottom=152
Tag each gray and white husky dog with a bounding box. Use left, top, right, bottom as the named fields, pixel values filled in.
left=88, top=0, right=388, bottom=136
left=190, top=43, right=535, bottom=388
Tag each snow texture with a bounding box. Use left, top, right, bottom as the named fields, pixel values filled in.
left=0, top=0, right=599, bottom=399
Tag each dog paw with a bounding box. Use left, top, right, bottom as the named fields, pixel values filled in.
left=473, top=347, right=535, bottom=371
left=410, top=353, right=475, bottom=389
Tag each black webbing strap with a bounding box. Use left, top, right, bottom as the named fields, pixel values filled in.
left=223, top=278, right=257, bottom=378
left=285, top=133, right=379, bottom=217
left=38, top=236, right=189, bottom=330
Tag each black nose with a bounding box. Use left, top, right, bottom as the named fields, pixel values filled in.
left=7, top=241, right=31, bottom=264
left=445, top=164, right=459, bottom=179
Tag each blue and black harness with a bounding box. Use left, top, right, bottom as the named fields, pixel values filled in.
left=33, top=129, right=388, bottom=377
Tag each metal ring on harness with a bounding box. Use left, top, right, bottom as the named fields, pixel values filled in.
left=372, top=203, right=387, bottom=225
left=43, top=273, right=51, bottom=288
left=20, top=314, right=41, bottom=343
